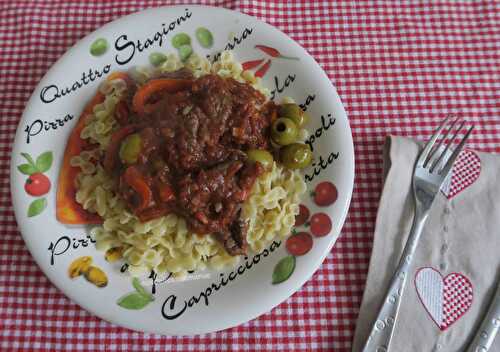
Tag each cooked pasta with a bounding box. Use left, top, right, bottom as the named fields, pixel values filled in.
left=243, top=162, right=306, bottom=252
left=73, top=51, right=306, bottom=278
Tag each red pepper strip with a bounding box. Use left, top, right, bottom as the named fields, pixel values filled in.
left=158, top=183, right=175, bottom=202
left=242, top=59, right=265, bottom=71
left=255, top=59, right=272, bottom=78
left=254, top=44, right=299, bottom=61
left=103, top=125, right=137, bottom=174
left=195, top=211, right=209, bottom=225
left=123, top=166, right=153, bottom=211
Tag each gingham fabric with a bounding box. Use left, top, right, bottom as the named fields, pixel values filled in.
left=0, top=1, right=498, bottom=351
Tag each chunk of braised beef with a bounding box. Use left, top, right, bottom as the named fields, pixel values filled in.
left=176, top=160, right=245, bottom=235
left=114, top=72, right=274, bottom=255
left=217, top=213, right=248, bottom=256
left=158, top=68, right=194, bottom=80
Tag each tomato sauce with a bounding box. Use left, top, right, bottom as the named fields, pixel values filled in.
left=105, top=72, right=275, bottom=255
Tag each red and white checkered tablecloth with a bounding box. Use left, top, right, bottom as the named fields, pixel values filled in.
left=0, top=1, right=498, bottom=351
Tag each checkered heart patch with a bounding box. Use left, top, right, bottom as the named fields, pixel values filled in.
left=440, top=149, right=481, bottom=199
left=415, top=267, right=473, bottom=330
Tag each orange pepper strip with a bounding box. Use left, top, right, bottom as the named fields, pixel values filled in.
left=107, top=71, right=130, bottom=82
left=107, top=71, right=134, bottom=89
left=56, top=72, right=130, bottom=224
left=132, top=78, right=192, bottom=115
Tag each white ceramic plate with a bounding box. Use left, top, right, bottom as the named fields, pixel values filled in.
left=10, top=5, right=354, bottom=335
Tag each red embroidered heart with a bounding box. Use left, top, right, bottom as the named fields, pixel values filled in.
left=440, top=149, right=481, bottom=199
left=415, top=268, right=473, bottom=331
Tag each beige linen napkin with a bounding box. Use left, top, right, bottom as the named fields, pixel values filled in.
left=352, top=136, right=500, bottom=352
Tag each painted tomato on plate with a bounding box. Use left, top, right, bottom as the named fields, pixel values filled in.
left=286, top=232, right=313, bottom=256
left=25, top=173, right=51, bottom=196
left=310, top=213, right=332, bottom=237
left=313, top=181, right=337, bottom=206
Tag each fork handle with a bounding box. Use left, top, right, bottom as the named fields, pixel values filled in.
left=362, top=207, right=428, bottom=352
left=465, top=279, right=500, bottom=352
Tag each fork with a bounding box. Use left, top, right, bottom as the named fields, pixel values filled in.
left=362, top=117, right=474, bottom=352
left=465, top=276, right=500, bottom=352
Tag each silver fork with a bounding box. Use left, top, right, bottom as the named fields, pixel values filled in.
left=362, top=117, right=474, bottom=352
left=465, top=276, right=500, bottom=352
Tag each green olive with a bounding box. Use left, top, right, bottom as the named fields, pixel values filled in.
left=279, top=103, right=309, bottom=128
left=271, top=118, right=298, bottom=146
left=280, top=143, right=313, bottom=169
left=119, top=134, right=142, bottom=164
left=302, top=111, right=311, bottom=127
left=246, top=149, right=274, bottom=169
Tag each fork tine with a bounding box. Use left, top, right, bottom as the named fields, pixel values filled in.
left=439, top=125, right=474, bottom=176
left=417, top=117, right=450, bottom=166
left=430, top=119, right=465, bottom=173
left=424, top=117, right=460, bottom=167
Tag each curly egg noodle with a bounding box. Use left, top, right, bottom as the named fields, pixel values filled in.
left=71, top=51, right=306, bottom=278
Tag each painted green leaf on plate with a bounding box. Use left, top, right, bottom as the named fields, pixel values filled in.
left=272, top=255, right=296, bottom=284
left=21, top=152, right=36, bottom=166
left=132, top=277, right=153, bottom=300
left=28, top=198, right=47, bottom=217
left=35, top=151, right=53, bottom=173
left=117, top=292, right=152, bottom=310
left=18, top=164, right=38, bottom=175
